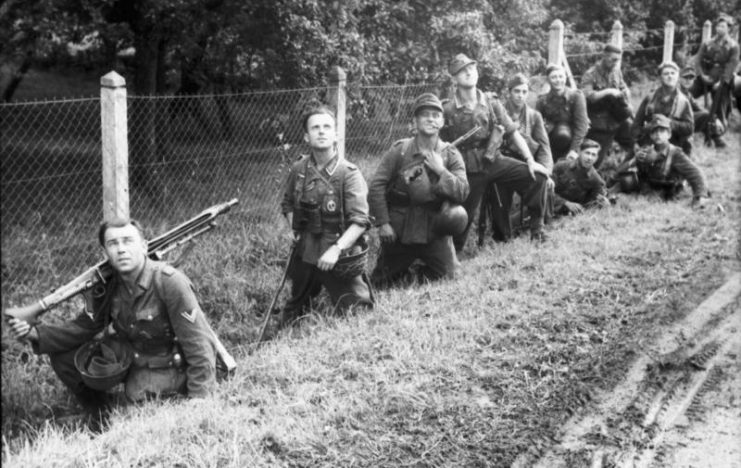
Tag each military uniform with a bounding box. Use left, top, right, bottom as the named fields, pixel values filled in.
left=503, top=98, right=553, bottom=169
left=551, top=159, right=607, bottom=214
left=368, top=137, right=469, bottom=286
left=679, top=73, right=711, bottom=156
left=535, top=87, right=589, bottom=161
left=635, top=143, right=708, bottom=200
left=581, top=61, right=634, bottom=167
left=281, top=154, right=373, bottom=319
left=632, top=86, right=694, bottom=150
left=34, top=259, right=218, bottom=402
left=441, top=90, right=548, bottom=247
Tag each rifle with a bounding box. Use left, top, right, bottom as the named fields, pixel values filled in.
left=4, top=198, right=239, bottom=373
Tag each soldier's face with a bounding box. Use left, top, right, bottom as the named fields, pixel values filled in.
left=602, top=52, right=621, bottom=69
left=578, top=147, right=599, bottom=168
left=103, top=224, right=148, bottom=276
left=509, top=84, right=529, bottom=107
left=414, top=108, right=443, bottom=136
left=680, top=75, right=694, bottom=88
left=650, top=127, right=671, bottom=144
left=660, top=68, right=678, bottom=87
left=304, top=113, right=337, bottom=151
left=454, top=64, right=478, bottom=89
left=716, top=21, right=729, bottom=36
left=547, top=70, right=566, bottom=92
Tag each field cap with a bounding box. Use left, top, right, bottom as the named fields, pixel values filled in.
left=545, top=63, right=564, bottom=77
left=649, top=114, right=671, bottom=130
left=680, top=66, right=696, bottom=78
left=580, top=139, right=601, bottom=150
left=507, top=73, right=529, bottom=90
left=716, top=13, right=734, bottom=26
left=448, top=53, right=477, bottom=75
left=413, top=93, right=444, bottom=115
left=603, top=43, right=622, bottom=54
left=657, top=61, right=679, bottom=73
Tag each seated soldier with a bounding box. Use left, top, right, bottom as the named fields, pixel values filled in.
left=369, top=93, right=469, bottom=287
left=536, top=64, right=589, bottom=162
left=581, top=44, right=635, bottom=168
left=632, top=61, right=694, bottom=154
left=552, top=139, right=609, bottom=216
left=502, top=73, right=553, bottom=170
left=678, top=66, right=711, bottom=155
left=617, top=114, right=710, bottom=206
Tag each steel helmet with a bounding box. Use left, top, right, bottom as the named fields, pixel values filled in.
left=75, top=337, right=133, bottom=391
left=432, top=201, right=468, bottom=236
left=617, top=168, right=640, bottom=193
left=332, top=237, right=369, bottom=279
left=550, top=124, right=573, bottom=153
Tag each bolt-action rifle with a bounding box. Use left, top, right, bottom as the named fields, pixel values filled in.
left=3, top=199, right=239, bottom=374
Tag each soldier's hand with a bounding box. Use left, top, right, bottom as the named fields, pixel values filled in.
left=378, top=223, right=397, bottom=244
left=691, top=196, right=709, bottom=209
left=421, top=151, right=445, bottom=176
left=531, top=161, right=550, bottom=178
left=565, top=150, right=579, bottom=161
left=564, top=201, right=584, bottom=215
left=6, top=317, right=37, bottom=342
left=546, top=177, right=555, bottom=190
left=317, top=244, right=341, bottom=271
left=526, top=159, right=537, bottom=179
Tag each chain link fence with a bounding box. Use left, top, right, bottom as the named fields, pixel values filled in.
left=1, top=81, right=440, bottom=304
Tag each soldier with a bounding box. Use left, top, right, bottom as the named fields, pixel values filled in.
left=678, top=66, right=711, bottom=154
left=280, top=105, right=374, bottom=326
left=632, top=61, right=694, bottom=154
left=502, top=73, right=553, bottom=170
left=6, top=218, right=220, bottom=430
left=619, top=114, right=709, bottom=205
left=369, top=93, right=469, bottom=287
left=581, top=44, right=635, bottom=168
left=689, top=14, right=740, bottom=148
left=536, top=64, right=589, bottom=162
left=441, top=54, right=550, bottom=248
left=552, top=139, right=609, bottom=216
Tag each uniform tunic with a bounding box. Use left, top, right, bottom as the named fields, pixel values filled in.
left=695, top=35, right=740, bottom=84
left=535, top=88, right=589, bottom=158
left=632, top=86, right=694, bottom=147
left=636, top=143, right=708, bottom=198
left=551, top=159, right=607, bottom=213
left=503, top=99, right=553, bottom=170
left=35, top=260, right=217, bottom=399
left=368, top=137, right=468, bottom=284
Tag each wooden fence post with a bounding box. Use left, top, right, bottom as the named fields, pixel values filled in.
left=611, top=20, right=623, bottom=51
left=100, top=71, right=129, bottom=221
left=327, top=66, right=347, bottom=160
left=663, top=20, right=675, bottom=63
left=548, top=19, right=564, bottom=65
left=702, top=20, right=712, bottom=43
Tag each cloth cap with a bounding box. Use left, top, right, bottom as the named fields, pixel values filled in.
left=580, top=139, right=601, bottom=151
left=649, top=114, right=671, bottom=130
left=680, top=66, right=696, bottom=78
left=603, top=43, right=622, bottom=54
left=448, top=53, right=477, bottom=76
left=507, top=73, right=529, bottom=90
left=545, top=63, right=564, bottom=77
left=413, top=93, right=444, bottom=115
left=716, top=13, right=734, bottom=26
left=658, top=61, right=679, bottom=73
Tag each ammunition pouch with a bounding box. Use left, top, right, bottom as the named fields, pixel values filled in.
left=132, top=346, right=184, bottom=370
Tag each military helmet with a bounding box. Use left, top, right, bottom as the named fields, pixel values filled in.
left=332, top=237, right=369, bottom=279
left=550, top=124, right=573, bottom=153
left=432, top=202, right=468, bottom=237
left=617, top=168, right=640, bottom=193
left=75, top=336, right=133, bottom=391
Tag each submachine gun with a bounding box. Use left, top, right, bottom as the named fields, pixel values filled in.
left=3, top=199, right=239, bottom=374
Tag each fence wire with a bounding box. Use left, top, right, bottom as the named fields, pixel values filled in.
left=0, top=83, right=440, bottom=301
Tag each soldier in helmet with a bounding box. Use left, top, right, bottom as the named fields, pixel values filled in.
left=632, top=61, right=694, bottom=154
left=536, top=64, right=589, bottom=163
left=6, top=218, right=220, bottom=430
left=551, top=139, right=609, bottom=216
left=441, top=54, right=550, bottom=248
left=689, top=14, right=739, bottom=148
left=581, top=44, right=635, bottom=168
left=279, top=104, right=374, bottom=326
left=618, top=114, right=709, bottom=205
left=369, top=93, right=469, bottom=287
left=678, top=66, right=711, bottom=154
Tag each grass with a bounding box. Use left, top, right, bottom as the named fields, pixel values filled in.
left=1, top=83, right=740, bottom=466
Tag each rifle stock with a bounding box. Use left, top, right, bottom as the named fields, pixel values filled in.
left=4, top=198, right=239, bottom=372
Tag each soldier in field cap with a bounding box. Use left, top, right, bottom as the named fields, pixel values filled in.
left=581, top=43, right=635, bottom=168
left=551, top=139, right=609, bottom=216
left=368, top=93, right=469, bottom=287
left=441, top=53, right=550, bottom=248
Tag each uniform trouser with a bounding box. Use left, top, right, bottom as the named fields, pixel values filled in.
left=453, top=157, right=548, bottom=250
left=586, top=118, right=634, bottom=168
left=283, top=259, right=373, bottom=322
left=371, top=236, right=458, bottom=288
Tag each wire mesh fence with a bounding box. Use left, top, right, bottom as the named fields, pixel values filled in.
left=1, top=82, right=440, bottom=302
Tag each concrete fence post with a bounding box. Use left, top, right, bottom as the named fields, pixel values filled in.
left=327, top=66, right=347, bottom=160
left=611, top=20, right=623, bottom=51
left=548, top=20, right=564, bottom=65
left=663, top=20, right=675, bottom=63
left=702, top=20, right=712, bottom=43
left=100, top=71, right=129, bottom=221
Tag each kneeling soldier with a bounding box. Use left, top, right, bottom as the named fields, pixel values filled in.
left=280, top=105, right=374, bottom=326
left=369, top=93, right=470, bottom=287
left=552, top=139, right=609, bottom=216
